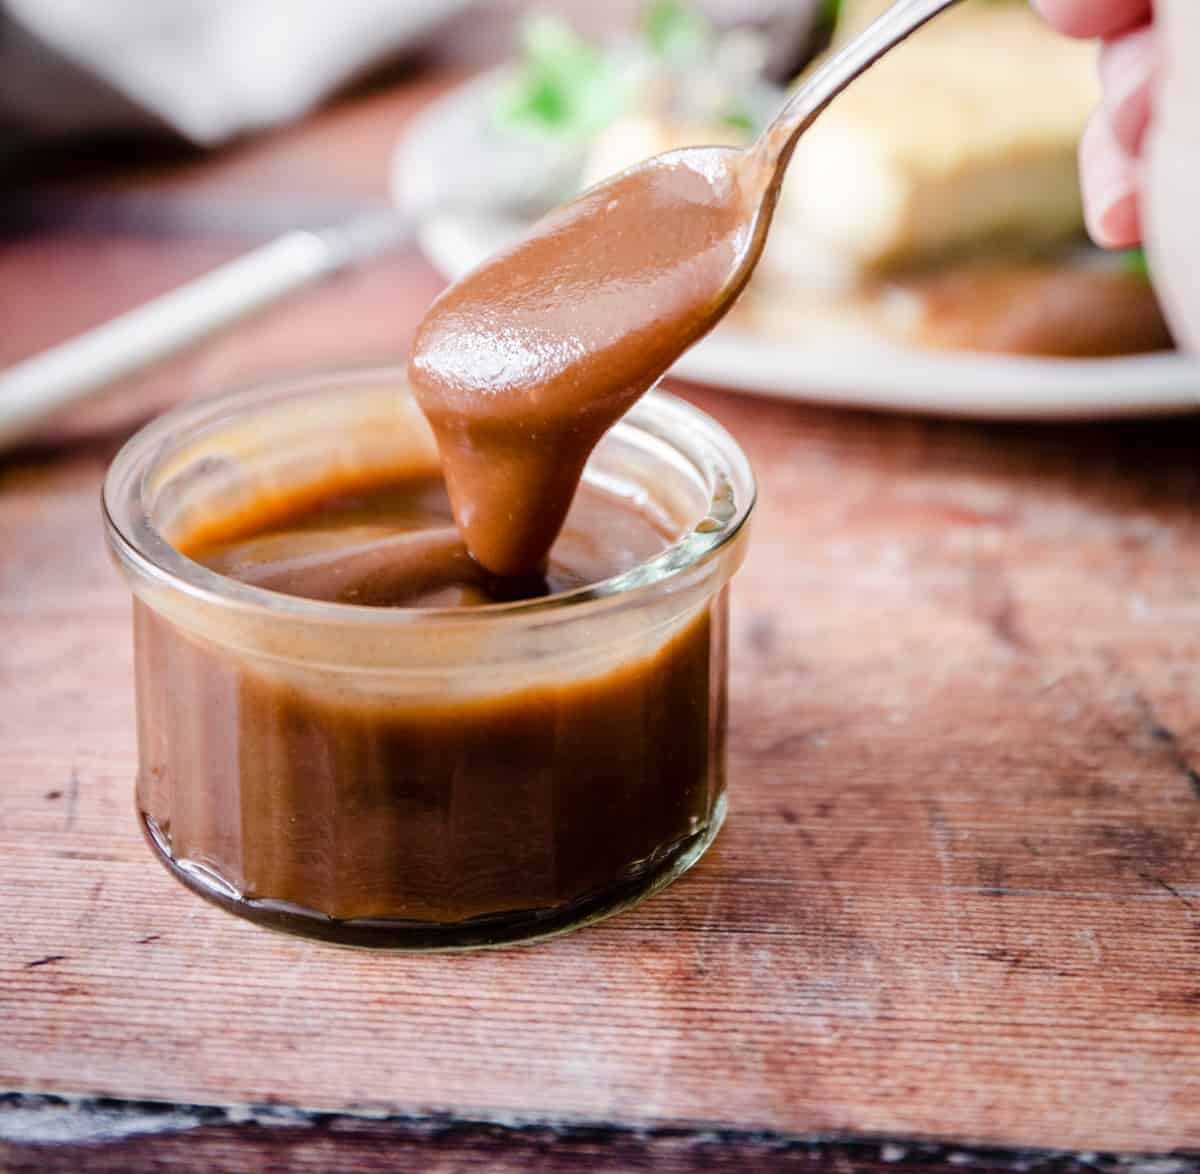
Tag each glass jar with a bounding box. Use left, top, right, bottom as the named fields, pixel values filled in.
left=103, top=368, right=754, bottom=949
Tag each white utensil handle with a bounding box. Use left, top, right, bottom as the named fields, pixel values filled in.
left=0, top=230, right=331, bottom=445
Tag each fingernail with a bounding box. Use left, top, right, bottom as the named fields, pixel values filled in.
left=1079, top=114, right=1143, bottom=248
left=1088, top=190, right=1142, bottom=249
left=1100, top=26, right=1156, bottom=154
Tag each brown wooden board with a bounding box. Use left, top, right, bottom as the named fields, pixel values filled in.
left=3, top=1096, right=1198, bottom=1174
left=2, top=64, right=1200, bottom=1167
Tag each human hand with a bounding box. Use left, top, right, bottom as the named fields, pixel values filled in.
left=1033, top=0, right=1200, bottom=350
left=1033, top=0, right=1152, bottom=247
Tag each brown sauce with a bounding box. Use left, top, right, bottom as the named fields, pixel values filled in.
left=897, top=265, right=1173, bottom=357
left=139, top=471, right=725, bottom=938
left=409, top=146, right=752, bottom=577
left=181, top=469, right=678, bottom=608
left=139, top=143, right=757, bottom=941
left=739, top=261, right=1172, bottom=357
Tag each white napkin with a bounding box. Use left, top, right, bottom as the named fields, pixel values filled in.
left=1, top=0, right=473, bottom=144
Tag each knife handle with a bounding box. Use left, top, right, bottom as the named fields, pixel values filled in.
left=0, top=229, right=332, bottom=446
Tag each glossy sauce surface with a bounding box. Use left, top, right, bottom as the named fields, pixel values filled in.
left=182, top=469, right=678, bottom=608
left=409, top=147, right=752, bottom=576
left=141, top=141, right=756, bottom=939
left=141, top=472, right=723, bottom=933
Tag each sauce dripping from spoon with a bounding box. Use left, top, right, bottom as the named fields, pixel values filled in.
left=409, top=146, right=757, bottom=576
left=409, top=0, right=962, bottom=578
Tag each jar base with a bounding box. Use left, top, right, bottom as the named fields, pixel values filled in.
left=138, top=796, right=726, bottom=951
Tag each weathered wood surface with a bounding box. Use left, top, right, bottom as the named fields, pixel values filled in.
left=4, top=1096, right=1196, bottom=1174
left=3, top=51, right=1200, bottom=1170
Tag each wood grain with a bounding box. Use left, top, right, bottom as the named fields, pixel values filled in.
left=3, top=65, right=1200, bottom=1163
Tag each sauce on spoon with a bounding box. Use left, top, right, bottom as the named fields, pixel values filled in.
left=409, top=0, right=963, bottom=578
left=409, top=146, right=758, bottom=577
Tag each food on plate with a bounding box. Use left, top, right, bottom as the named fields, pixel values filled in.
left=574, top=0, right=1172, bottom=357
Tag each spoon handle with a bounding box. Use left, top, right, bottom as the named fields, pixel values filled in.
left=754, top=0, right=965, bottom=177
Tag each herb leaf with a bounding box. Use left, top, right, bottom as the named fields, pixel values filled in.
left=643, top=0, right=712, bottom=65
left=498, top=14, right=627, bottom=139
left=720, top=103, right=757, bottom=133
left=1122, top=247, right=1150, bottom=280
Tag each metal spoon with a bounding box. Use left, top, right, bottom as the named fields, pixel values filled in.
left=408, top=0, right=966, bottom=576
left=732, top=0, right=963, bottom=301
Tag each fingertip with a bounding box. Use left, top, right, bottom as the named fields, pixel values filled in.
left=1079, top=115, right=1143, bottom=248
left=1032, top=0, right=1150, bottom=39
left=1086, top=190, right=1142, bottom=249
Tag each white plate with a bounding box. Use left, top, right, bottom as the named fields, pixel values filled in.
left=396, top=73, right=1200, bottom=420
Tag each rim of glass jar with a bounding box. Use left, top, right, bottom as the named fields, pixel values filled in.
left=102, top=365, right=756, bottom=628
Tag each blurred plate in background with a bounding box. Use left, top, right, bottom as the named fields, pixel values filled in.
left=395, top=71, right=1200, bottom=420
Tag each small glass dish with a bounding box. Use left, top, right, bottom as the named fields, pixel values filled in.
left=103, top=367, right=754, bottom=949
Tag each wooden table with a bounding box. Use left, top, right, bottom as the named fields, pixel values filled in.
left=3, top=51, right=1200, bottom=1174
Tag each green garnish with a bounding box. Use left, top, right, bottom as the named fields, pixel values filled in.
left=498, top=2, right=759, bottom=140
left=1122, top=247, right=1151, bottom=280
left=822, top=0, right=843, bottom=25
left=642, top=0, right=712, bottom=65
left=720, top=103, right=757, bottom=133
left=498, top=14, right=628, bottom=139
